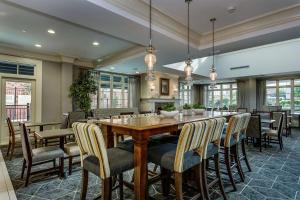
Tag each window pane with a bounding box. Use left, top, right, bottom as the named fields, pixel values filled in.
left=232, top=83, right=237, bottom=89
left=295, top=86, right=300, bottom=111
left=294, top=79, right=300, bottom=86
left=112, top=84, right=122, bottom=108
left=222, top=90, right=230, bottom=107
left=279, top=87, right=291, bottom=109
left=124, top=77, right=128, bottom=84
left=222, top=84, right=230, bottom=90
left=213, top=91, right=221, bottom=107
left=208, top=91, right=213, bottom=107
left=266, top=88, right=276, bottom=106
left=279, top=80, right=291, bottom=87
left=100, top=74, right=110, bottom=81
left=100, top=83, right=110, bottom=108
left=266, top=80, right=276, bottom=87
left=113, top=76, right=122, bottom=83
left=231, top=90, right=237, bottom=105
left=90, top=94, right=97, bottom=109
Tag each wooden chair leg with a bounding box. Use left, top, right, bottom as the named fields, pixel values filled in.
left=9, top=142, right=15, bottom=161
left=25, top=163, right=32, bottom=187
left=241, top=139, right=252, bottom=172
left=21, top=159, right=26, bottom=179
left=264, top=135, right=267, bottom=148
left=53, top=159, right=56, bottom=168
left=174, top=172, right=183, bottom=200
left=214, top=153, right=227, bottom=200
left=69, top=157, right=73, bottom=175
left=119, top=174, right=123, bottom=200
left=102, top=177, right=112, bottom=200
left=201, top=161, right=210, bottom=200
left=233, top=144, right=245, bottom=182
left=80, top=168, right=89, bottom=200
left=6, top=142, right=11, bottom=157
left=224, top=147, right=237, bottom=191
left=161, top=167, right=171, bottom=196
left=195, top=163, right=205, bottom=197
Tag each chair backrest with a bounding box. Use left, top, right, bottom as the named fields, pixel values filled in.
left=237, top=108, right=248, bottom=113
left=203, top=117, right=226, bottom=159
left=241, top=113, right=251, bottom=133
left=68, top=111, right=86, bottom=128
left=277, top=114, right=284, bottom=137
left=72, top=122, right=110, bottom=179
left=246, top=115, right=262, bottom=138
left=223, top=114, right=242, bottom=148
left=174, top=120, right=211, bottom=173
left=6, top=117, right=16, bottom=141
left=271, top=111, right=283, bottom=128
left=20, top=123, right=33, bottom=163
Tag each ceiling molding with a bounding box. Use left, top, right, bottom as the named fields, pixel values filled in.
left=97, top=45, right=145, bottom=67
left=87, top=0, right=200, bottom=47
left=199, top=4, right=300, bottom=48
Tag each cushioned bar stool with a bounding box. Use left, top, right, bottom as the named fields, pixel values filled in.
left=202, top=118, right=227, bottom=200
left=148, top=120, right=212, bottom=200
left=220, top=114, right=244, bottom=191
left=72, top=122, right=134, bottom=200
left=20, top=123, right=64, bottom=186
left=238, top=113, right=252, bottom=172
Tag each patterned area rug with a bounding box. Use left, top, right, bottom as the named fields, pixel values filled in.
left=1, top=129, right=300, bottom=200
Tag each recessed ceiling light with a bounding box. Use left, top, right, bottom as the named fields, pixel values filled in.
left=93, top=41, right=99, bottom=46
left=227, top=6, right=237, bottom=14
left=97, top=58, right=103, bottom=62
left=0, top=11, right=7, bottom=16
left=47, top=29, right=55, bottom=34
left=110, top=67, right=115, bottom=70
left=21, top=30, right=27, bottom=33
left=35, top=44, right=42, bottom=48
left=135, top=71, right=139, bottom=74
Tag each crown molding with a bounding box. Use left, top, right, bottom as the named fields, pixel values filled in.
left=199, top=4, right=300, bottom=49
left=87, top=0, right=200, bottom=47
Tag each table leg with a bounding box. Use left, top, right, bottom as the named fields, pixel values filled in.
left=59, top=136, right=66, bottom=178
left=100, top=125, right=114, bottom=148
left=134, top=139, right=148, bottom=200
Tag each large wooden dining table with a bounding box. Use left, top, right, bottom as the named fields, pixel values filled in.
left=98, top=111, right=237, bottom=200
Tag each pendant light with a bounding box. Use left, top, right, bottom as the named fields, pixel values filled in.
left=209, top=18, right=217, bottom=82
left=145, top=0, right=156, bottom=81
left=184, top=0, right=193, bottom=86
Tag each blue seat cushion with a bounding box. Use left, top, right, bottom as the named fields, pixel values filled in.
left=221, top=134, right=238, bottom=147
left=148, top=143, right=201, bottom=172
left=206, top=143, right=219, bottom=158
left=83, top=148, right=134, bottom=177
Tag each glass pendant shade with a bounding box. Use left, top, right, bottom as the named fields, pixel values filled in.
left=184, top=59, right=193, bottom=85
left=210, top=66, right=217, bottom=81
left=144, top=47, right=156, bottom=71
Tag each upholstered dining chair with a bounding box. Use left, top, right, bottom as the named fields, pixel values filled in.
left=6, top=117, right=37, bottom=160
left=64, top=142, right=80, bottom=175
left=238, top=113, right=252, bottom=172
left=221, top=114, right=244, bottom=191
left=246, top=115, right=266, bottom=152
left=72, top=122, right=134, bottom=200
left=148, top=120, right=212, bottom=200
left=265, top=113, right=284, bottom=150
left=201, top=117, right=227, bottom=200
left=20, top=123, right=64, bottom=186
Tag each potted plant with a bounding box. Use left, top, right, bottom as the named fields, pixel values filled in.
left=160, top=103, right=179, bottom=118
left=182, top=103, right=193, bottom=115
left=69, top=72, right=98, bottom=115
left=193, top=104, right=206, bottom=114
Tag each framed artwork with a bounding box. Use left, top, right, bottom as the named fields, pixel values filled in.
left=160, top=78, right=170, bottom=95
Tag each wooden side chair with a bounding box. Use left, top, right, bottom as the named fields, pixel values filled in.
left=20, top=123, right=64, bottom=186
left=202, top=117, right=227, bottom=200
left=72, top=122, right=134, bottom=200
left=6, top=117, right=37, bottom=160
left=265, top=113, right=284, bottom=150
left=220, top=114, right=244, bottom=191
left=148, top=120, right=212, bottom=200
left=246, top=115, right=266, bottom=152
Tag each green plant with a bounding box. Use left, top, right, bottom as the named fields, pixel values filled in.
left=162, top=103, right=176, bottom=112
left=69, top=72, right=98, bottom=113
left=193, top=104, right=205, bottom=109
left=183, top=103, right=192, bottom=110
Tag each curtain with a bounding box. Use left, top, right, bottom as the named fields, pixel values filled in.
left=237, top=80, right=247, bottom=108
left=129, top=76, right=140, bottom=109
left=257, top=79, right=266, bottom=111
left=192, top=85, right=205, bottom=105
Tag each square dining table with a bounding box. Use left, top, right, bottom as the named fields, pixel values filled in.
left=98, top=111, right=237, bottom=200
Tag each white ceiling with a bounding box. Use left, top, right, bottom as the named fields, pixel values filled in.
left=1, top=0, right=300, bottom=78
left=149, top=0, right=300, bottom=33
left=0, top=1, right=135, bottom=60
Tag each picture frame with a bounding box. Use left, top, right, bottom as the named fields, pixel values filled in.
left=160, top=78, right=170, bottom=95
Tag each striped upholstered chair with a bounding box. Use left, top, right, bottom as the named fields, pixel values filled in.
left=201, top=117, right=227, bottom=200
left=148, top=120, right=212, bottom=200
left=72, top=122, right=134, bottom=200
left=221, top=114, right=244, bottom=191
left=239, top=113, right=252, bottom=172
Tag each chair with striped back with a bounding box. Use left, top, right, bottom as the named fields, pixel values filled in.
left=221, top=114, right=244, bottom=191
left=148, top=120, right=212, bottom=200
left=201, top=117, right=227, bottom=200
left=239, top=113, right=252, bottom=172
left=72, top=122, right=134, bottom=200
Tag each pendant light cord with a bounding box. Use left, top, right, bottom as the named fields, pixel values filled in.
left=212, top=19, right=215, bottom=67
left=149, top=0, right=152, bottom=46
left=187, top=0, right=190, bottom=59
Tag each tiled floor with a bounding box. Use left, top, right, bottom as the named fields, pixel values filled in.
left=1, top=128, right=300, bottom=200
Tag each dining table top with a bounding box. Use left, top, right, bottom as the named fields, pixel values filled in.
left=98, top=111, right=237, bottom=131
left=25, top=121, right=62, bottom=127
left=261, top=119, right=276, bottom=124
left=34, top=128, right=74, bottom=139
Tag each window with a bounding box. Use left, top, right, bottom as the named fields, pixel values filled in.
left=179, top=83, right=192, bottom=105
left=206, top=83, right=237, bottom=108
left=266, top=79, right=300, bottom=112
left=0, top=62, right=35, bottom=76
left=97, top=73, right=129, bottom=109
